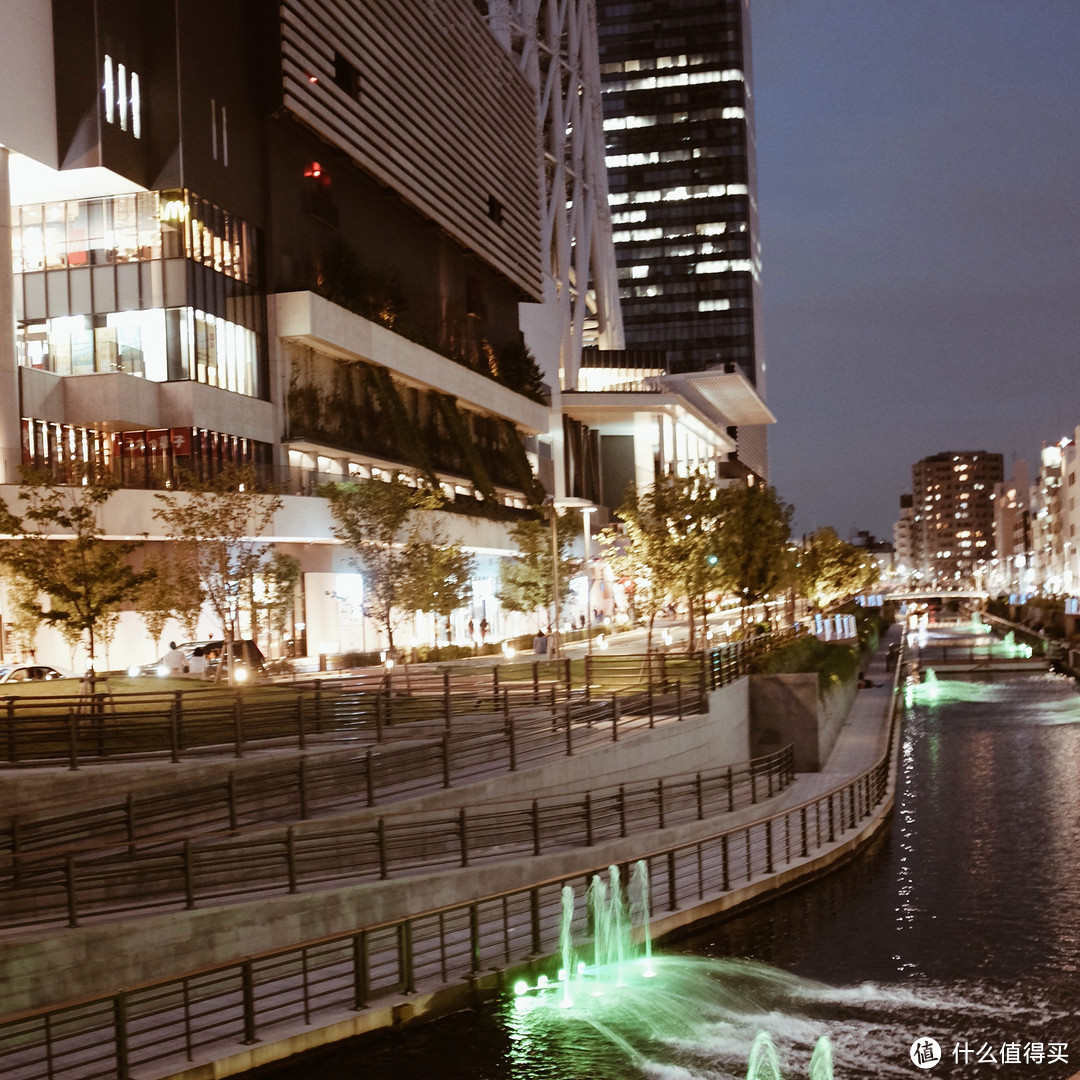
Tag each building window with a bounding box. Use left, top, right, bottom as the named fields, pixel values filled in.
left=102, top=54, right=141, bottom=138
left=487, top=194, right=504, bottom=225
left=333, top=52, right=362, bottom=100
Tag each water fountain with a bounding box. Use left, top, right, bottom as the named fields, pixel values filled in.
left=511, top=861, right=834, bottom=1079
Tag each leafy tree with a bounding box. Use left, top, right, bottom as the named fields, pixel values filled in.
left=711, top=482, right=793, bottom=630
left=154, top=466, right=283, bottom=675
left=257, top=551, right=303, bottom=654
left=498, top=512, right=580, bottom=631
left=799, top=528, right=880, bottom=611
left=136, top=548, right=207, bottom=654
left=616, top=471, right=724, bottom=651
left=399, top=535, right=475, bottom=645
left=322, top=474, right=441, bottom=653
left=0, top=475, right=148, bottom=670
left=2, top=570, right=45, bottom=661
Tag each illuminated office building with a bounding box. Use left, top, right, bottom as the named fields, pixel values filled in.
left=595, top=0, right=769, bottom=479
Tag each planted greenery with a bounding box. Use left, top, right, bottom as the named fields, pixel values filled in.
left=751, top=635, right=860, bottom=695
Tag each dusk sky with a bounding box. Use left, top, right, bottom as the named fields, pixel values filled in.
left=751, top=1, right=1080, bottom=541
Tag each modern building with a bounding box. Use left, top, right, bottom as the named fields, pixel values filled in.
left=910, top=451, right=1003, bottom=585
left=0, top=0, right=558, bottom=664
left=594, top=0, right=769, bottom=481
left=893, top=495, right=915, bottom=577
left=990, top=459, right=1032, bottom=596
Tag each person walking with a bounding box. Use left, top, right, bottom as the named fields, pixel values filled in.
left=162, top=641, right=186, bottom=675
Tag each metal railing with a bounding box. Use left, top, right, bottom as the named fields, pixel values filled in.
left=0, top=649, right=907, bottom=1080
left=705, top=627, right=803, bottom=689
left=0, top=654, right=711, bottom=769
left=0, top=747, right=794, bottom=931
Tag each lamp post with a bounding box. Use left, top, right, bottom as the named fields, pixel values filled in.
left=546, top=496, right=595, bottom=658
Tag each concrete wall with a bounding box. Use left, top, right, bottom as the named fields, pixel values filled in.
left=748, top=672, right=856, bottom=772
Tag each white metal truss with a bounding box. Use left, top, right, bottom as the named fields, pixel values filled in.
left=485, top=0, right=624, bottom=391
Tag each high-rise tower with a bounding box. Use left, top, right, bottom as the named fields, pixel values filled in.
left=595, top=0, right=768, bottom=479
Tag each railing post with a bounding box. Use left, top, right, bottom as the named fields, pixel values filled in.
left=286, top=827, right=298, bottom=893
left=459, top=808, right=469, bottom=867
left=619, top=785, right=627, bottom=838
left=728, top=765, right=734, bottom=812
left=227, top=771, right=238, bottom=833
left=170, top=692, right=181, bottom=763
left=657, top=778, right=665, bottom=829
left=611, top=694, right=620, bottom=741
left=584, top=655, right=592, bottom=703
left=313, top=679, right=323, bottom=731
left=532, top=661, right=539, bottom=702
left=442, top=732, right=452, bottom=788
left=828, top=795, right=835, bottom=842
left=374, top=692, right=384, bottom=741
left=750, top=763, right=757, bottom=804
left=365, top=747, right=375, bottom=807
left=667, top=850, right=677, bottom=911
left=492, top=665, right=500, bottom=699
left=296, top=695, right=306, bottom=751
left=377, top=817, right=389, bottom=879
left=564, top=657, right=572, bottom=695
left=765, top=820, right=774, bottom=874
left=183, top=839, right=195, bottom=909
left=721, top=834, right=730, bottom=891
left=507, top=712, right=517, bottom=772
left=532, top=800, right=541, bottom=856
left=530, top=888, right=542, bottom=955
left=5, top=697, right=16, bottom=763
left=125, top=792, right=137, bottom=855
left=696, top=772, right=704, bottom=820
left=65, top=854, right=79, bottom=927
left=402, top=919, right=417, bottom=993
left=648, top=680, right=655, bottom=728
left=353, top=931, right=369, bottom=1010
left=241, top=961, right=258, bottom=1044
left=68, top=708, right=79, bottom=771
left=233, top=694, right=244, bottom=758
left=698, top=653, right=707, bottom=705
left=114, top=994, right=131, bottom=1080
left=676, top=679, right=683, bottom=721
left=801, top=806, right=809, bottom=857
left=443, top=671, right=452, bottom=729
left=584, top=793, right=593, bottom=847
left=298, top=756, right=309, bottom=819
left=564, top=703, right=573, bottom=755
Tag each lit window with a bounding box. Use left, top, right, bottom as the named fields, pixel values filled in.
left=130, top=72, right=141, bottom=139
left=698, top=299, right=731, bottom=312
left=103, top=55, right=114, bottom=124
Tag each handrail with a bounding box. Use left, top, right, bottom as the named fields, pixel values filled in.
left=0, top=745, right=795, bottom=931
left=0, top=653, right=712, bottom=769
left=0, top=641, right=907, bottom=1080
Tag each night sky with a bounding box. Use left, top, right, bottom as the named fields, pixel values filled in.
left=751, top=1, right=1080, bottom=541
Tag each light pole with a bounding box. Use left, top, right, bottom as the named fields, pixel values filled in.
left=546, top=496, right=595, bottom=657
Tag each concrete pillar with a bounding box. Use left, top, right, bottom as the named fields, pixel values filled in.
left=0, top=148, right=21, bottom=481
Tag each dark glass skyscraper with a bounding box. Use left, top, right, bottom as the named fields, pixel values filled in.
left=595, top=0, right=767, bottom=477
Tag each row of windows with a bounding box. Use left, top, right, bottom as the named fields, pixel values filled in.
left=603, top=106, right=744, bottom=132
left=609, top=184, right=748, bottom=205
left=22, top=419, right=272, bottom=490
left=11, top=191, right=259, bottom=285
left=18, top=307, right=263, bottom=398
left=599, top=51, right=734, bottom=75
left=603, top=68, right=744, bottom=94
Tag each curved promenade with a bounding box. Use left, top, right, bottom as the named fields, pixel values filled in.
left=0, top=632, right=902, bottom=1080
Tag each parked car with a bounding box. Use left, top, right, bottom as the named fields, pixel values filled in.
left=140, top=640, right=266, bottom=680
left=0, top=664, right=75, bottom=684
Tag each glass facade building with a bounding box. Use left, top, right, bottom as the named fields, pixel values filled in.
left=595, top=0, right=768, bottom=477
left=11, top=190, right=265, bottom=398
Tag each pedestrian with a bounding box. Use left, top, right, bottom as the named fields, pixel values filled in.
left=188, top=647, right=208, bottom=678
left=468, top=618, right=475, bottom=641
left=162, top=641, right=186, bottom=675
left=479, top=618, right=489, bottom=644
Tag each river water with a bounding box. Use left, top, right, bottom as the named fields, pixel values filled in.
left=249, top=643, right=1080, bottom=1080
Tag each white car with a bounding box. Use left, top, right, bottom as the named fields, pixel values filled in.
left=0, top=663, right=74, bottom=684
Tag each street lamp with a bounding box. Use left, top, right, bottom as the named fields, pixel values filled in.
left=546, top=496, right=595, bottom=657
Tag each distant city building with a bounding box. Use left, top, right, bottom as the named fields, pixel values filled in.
left=1030, top=441, right=1073, bottom=594
left=911, top=451, right=1003, bottom=584
left=893, top=494, right=915, bottom=576
left=990, top=460, right=1032, bottom=595
left=594, top=0, right=769, bottom=481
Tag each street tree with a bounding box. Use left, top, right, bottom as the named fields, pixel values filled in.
left=497, top=512, right=580, bottom=631
left=617, top=471, right=723, bottom=651
left=399, top=532, right=475, bottom=646
left=799, top=527, right=880, bottom=611
left=257, top=551, right=303, bottom=654
left=712, top=482, right=793, bottom=630
left=322, top=474, right=441, bottom=654
left=154, top=466, right=283, bottom=674
left=136, top=547, right=207, bottom=654
left=0, top=475, right=148, bottom=671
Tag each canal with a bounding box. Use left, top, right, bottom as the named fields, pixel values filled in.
left=248, top=631, right=1080, bottom=1079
